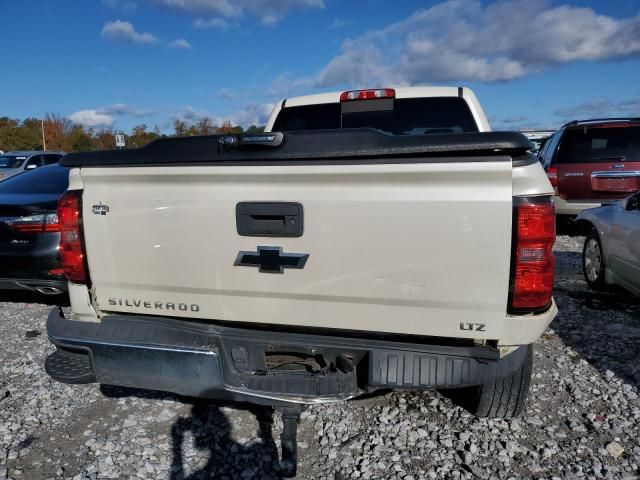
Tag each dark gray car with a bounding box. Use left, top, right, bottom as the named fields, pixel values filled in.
left=577, top=191, right=640, bottom=296
left=0, top=151, right=65, bottom=182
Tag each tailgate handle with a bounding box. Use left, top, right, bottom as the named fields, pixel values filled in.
left=236, top=202, right=303, bottom=237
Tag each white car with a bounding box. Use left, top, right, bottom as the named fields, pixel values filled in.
left=521, top=130, right=554, bottom=154
left=0, top=150, right=65, bottom=182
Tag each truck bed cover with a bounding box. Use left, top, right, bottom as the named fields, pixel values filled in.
left=61, top=130, right=534, bottom=167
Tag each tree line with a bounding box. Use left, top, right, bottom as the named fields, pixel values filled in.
left=0, top=114, right=265, bottom=153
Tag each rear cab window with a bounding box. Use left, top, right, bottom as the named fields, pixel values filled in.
left=555, top=125, right=640, bottom=164
left=273, top=97, right=479, bottom=135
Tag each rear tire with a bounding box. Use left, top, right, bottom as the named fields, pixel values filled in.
left=446, top=344, right=532, bottom=419
left=583, top=229, right=608, bottom=291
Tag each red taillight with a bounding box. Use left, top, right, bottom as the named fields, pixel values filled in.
left=58, top=191, right=87, bottom=284
left=340, top=88, right=395, bottom=102
left=8, top=213, right=59, bottom=233
left=547, top=166, right=558, bottom=189
left=509, top=197, right=555, bottom=312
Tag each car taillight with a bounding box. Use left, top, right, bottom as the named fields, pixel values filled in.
left=8, top=213, right=59, bottom=233
left=58, top=190, right=88, bottom=284
left=547, top=166, right=558, bottom=189
left=340, top=88, right=395, bottom=102
left=509, top=196, right=555, bottom=312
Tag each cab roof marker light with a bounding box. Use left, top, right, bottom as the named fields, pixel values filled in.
left=340, top=89, right=395, bottom=102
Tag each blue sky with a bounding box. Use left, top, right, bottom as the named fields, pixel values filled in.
left=1, top=0, right=640, bottom=132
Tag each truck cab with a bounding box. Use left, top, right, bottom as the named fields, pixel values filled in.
left=265, top=86, right=491, bottom=134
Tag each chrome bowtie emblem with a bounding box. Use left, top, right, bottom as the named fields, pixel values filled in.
left=234, top=246, right=309, bottom=274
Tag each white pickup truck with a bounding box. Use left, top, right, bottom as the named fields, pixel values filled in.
left=45, top=87, right=556, bottom=474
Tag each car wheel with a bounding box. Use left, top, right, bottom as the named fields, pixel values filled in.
left=442, top=344, right=532, bottom=419
left=583, top=229, right=608, bottom=290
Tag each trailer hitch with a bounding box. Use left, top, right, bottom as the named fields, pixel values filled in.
left=278, top=405, right=303, bottom=477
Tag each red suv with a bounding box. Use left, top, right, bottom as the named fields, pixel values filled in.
left=540, top=118, right=640, bottom=219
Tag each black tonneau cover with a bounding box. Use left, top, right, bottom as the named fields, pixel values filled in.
left=62, top=129, right=533, bottom=167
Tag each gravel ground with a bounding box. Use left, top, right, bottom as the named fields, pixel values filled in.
left=1, top=235, right=640, bottom=479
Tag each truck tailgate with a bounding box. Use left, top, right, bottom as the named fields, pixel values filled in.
left=79, top=159, right=513, bottom=338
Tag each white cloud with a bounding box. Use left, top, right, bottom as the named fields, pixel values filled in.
left=502, top=116, right=528, bottom=125
left=172, top=106, right=220, bottom=124
left=101, top=20, right=159, bottom=44
left=305, top=0, right=640, bottom=86
left=267, top=73, right=313, bottom=98
left=218, top=88, right=237, bottom=99
left=260, top=14, right=279, bottom=26
left=555, top=97, right=640, bottom=119
left=172, top=103, right=274, bottom=128
left=99, top=104, right=153, bottom=116
left=169, top=38, right=193, bottom=49
left=493, top=115, right=543, bottom=130
left=102, top=0, right=137, bottom=13
left=193, top=17, right=230, bottom=29
left=152, top=0, right=323, bottom=21
left=69, top=104, right=152, bottom=127
left=69, top=110, right=115, bottom=128
left=230, top=103, right=275, bottom=127
left=327, top=17, right=351, bottom=30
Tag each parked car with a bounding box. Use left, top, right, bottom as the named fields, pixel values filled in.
left=521, top=130, right=554, bottom=154
left=576, top=191, right=640, bottom=296
left=0, top=150, right=65, bottom=182
left=0, top=164, right=70, bottom=296
left=539, top=118, right=640, bottom=220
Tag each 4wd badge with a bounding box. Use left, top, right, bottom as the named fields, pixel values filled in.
left=92, top=203, right=110, bottom=216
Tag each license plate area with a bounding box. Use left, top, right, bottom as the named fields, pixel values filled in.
left=591, top=174, right=640, bottom=193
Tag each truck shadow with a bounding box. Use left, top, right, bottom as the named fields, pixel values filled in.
left=100, top=386, right=284, bottom=479
left=169, top=401, right=283, bottom=480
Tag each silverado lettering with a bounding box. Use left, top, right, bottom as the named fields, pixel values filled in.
left=107, top=298, right=200, bottom=312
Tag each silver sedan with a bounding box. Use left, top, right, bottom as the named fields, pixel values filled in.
left=576, top=191, right=640, bottom=296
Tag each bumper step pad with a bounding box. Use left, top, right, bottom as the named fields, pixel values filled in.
left=45, top=349, right=96, bottom=384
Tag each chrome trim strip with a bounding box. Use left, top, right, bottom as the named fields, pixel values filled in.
left=591, top=171, right=640, bottom=179
left=223, top=386, right=359, bottom=404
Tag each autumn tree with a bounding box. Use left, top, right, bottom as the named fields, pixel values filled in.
left=173, top=119, right=188, bottom=137
left=0, top=117, right=43, bottom=151
left=196, top=117, right=217, bottom=135
left=128, top=124, right=159, bottom=148
left=93, top=128, right=115, bottom=150
left=217, top=120, right=243, bottom=134
left=246, top=125, right=265, bottom=134
left=0, top=113, right=265, bottom=152
left=43, top=113, right=71, bottom=151
left=63, top=125, right=93, bottom=152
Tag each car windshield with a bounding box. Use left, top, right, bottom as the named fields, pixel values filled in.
left=556, top=125, right=640, bottom=164
left=0, top=155, right=27, bottom=169
left=0, top=165, right=69, bottom=194
left=272, top=97, right=479, bottom=135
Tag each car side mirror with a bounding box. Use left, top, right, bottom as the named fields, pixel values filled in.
left=626, top=194, right=640, bottom=211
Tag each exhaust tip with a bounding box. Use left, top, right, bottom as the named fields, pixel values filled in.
left=35, top=286, right=64, bottom=295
